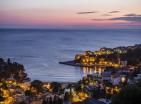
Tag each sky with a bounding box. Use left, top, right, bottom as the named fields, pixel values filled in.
left=0, top=0, right=141, bottom=29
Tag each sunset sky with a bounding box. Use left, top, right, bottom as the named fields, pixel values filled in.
left=0, top=0, right=141, bottom=29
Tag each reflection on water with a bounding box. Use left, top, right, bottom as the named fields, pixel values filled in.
left=0, top=29, right=140, bottom=82
left=81, top=66, right=105, bottom=76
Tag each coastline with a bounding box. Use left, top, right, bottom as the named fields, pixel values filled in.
left=59, top=61, right=107, bottom=67
left=0, top=44, right=141, bottom=104
left=59, top=44, right=141, bottom=69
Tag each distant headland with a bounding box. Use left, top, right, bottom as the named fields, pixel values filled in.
left=59, top=44, right=141, bottom=69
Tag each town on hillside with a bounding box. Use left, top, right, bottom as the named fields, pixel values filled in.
left=0, top=44, right=141, bottom=104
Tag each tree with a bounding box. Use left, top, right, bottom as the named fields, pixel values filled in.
left=42, top=100, right=47, bottom=104
left=51, top=82, right=61, bottom=93
left=58, top=97, right=63, bottom=104
left=64, top=92, right=70, bottom=101
left=25, top=90, right=33, bottom=97
left=49, top=97, right=53, bottom=104
left=92, top=88, right=100, bottom=99
left=31, top=80, right=43, bottom=93
left=0, top=95, right=5, bottom=101
left=111, top=85, right=141, bottom=104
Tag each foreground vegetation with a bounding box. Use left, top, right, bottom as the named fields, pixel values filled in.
left=0, top=44, right=141, bottom=104
left=111, top=81, right=141, bottom=104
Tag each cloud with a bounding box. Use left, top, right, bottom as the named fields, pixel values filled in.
left=102, top=14, right=112, bottom=16
left=77, top=11, right=97, bottom=14
left=109, top=11, right=120, bottom=13
left=91, top=19, right=108, bottom=21
left=92, top=13, right=141, bottom=22
left=110, top=16, right=141, bottom=22
left=124, top=13, right=141, bottom=17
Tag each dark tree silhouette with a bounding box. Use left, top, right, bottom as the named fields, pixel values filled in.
left=51, top=82, right=61, bottom=93
left=31, top=80, right=43, bottom=93
left=111, top=85, right=141, bottom=104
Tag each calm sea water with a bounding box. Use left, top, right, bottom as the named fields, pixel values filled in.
left=0, top=29, right=141, bottom=82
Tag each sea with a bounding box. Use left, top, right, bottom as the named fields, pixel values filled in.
left=0, top=29, right=141, bottom=82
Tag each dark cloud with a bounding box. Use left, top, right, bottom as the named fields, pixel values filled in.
left=92, top=13, right=141, bottom=22
left=77, top=11, right=97, bottom=14
left=110, top=16, right=141, bottom=22
left=124, top=13, right=141, bottom=17
left=109, top=11, right=120, bottom=13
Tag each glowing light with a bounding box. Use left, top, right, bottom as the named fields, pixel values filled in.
left=121, top=77, right=126, bottom=83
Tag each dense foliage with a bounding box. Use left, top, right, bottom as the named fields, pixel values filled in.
left=0, top=58, right=30, bottom=82
left=111, top=82, right=141, bottom=104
